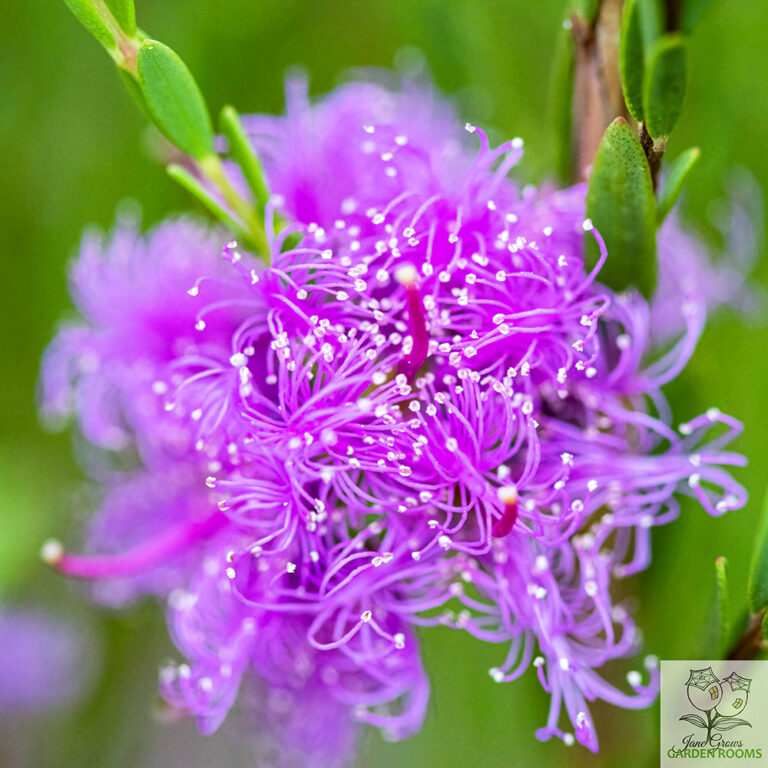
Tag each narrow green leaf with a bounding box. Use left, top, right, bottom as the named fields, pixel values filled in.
left=220, top=106, right=270, bottom=211
left=104, top=0, right=136, bottom=36
left=700, top=556, right=731, bottom=657
left=637, top=0, right=663, bottom=48
left=62, top=0, right=118, bottom=51
left=748, top=490, right=768, bottom=612
left=762, top=611, right=768, bottom=641
left=585, top=117, right=656, bottom=296
left=137, top=40, right=214, bottom=160
left=550, top=21, right=575, bottom=183
left=167, top=164, right=246, bottom=240
left=657, top=147, right=700, bottom=223
left=680, top=0, right=717, bottom=34
left=643, top=34, right=687, bottom=139
left=619, top=0, right=645, bottom=123
left=714, top=556, right=731, bottom=655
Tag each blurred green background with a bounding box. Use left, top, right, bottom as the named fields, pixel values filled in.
left=1, top=1, right=767, bottom=766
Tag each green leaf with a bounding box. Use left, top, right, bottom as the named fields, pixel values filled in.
left=137, top=40, right=214, bottom=160
left=220, top=106, right=270, bottom=211
left=619, top=0, right=646, bottom=123
left=643, top=34, right=688, bottom=139
left=713, top=556, right=731, bottom=655
left=637, top=0, right=663, bottom=48
left=118, top=68, right=148, bottom=117
left=104, top=0, right=136, bottom=36
left=62, top=0, right=118, bottom=51
left=62, top=0, right=136, bottom=50
left=657, top=147, right=700, bottom=223
left=167, top=164, right=246, bottom=240
left=762, top=611, right=768, bottom=641
left=748, top=490, right=768, bottom=612
left=585, top=117, right=657, bottom=296
left=680, top=0, right=717, bottom=34
left=700, top=556, right=731, bottom=656
left=550, top=21, right=575, bottom=183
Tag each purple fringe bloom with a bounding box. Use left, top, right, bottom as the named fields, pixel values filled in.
left=41, top=78, right=752, bottom=764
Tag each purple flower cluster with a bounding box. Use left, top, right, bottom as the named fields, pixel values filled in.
left=42, top=77, right=748, bottom=764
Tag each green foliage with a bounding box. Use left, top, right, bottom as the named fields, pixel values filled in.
left=137, top=40, right=214, bottom=160
left=657, top=146, right=700, bottom=222
left=619, top=0, right=645, bottom=122
left=117, top=68, right=149, bottom=115
left=549, top=21, right=575, bottom=183
left=643, top=33, right=688, bottom=139
left=103, top=0, right=136, bottom=36
left=62, top=0, right=119, bottom=51
left=748, top=490, right=768, bottom=612
left=586, top=117, right=656, bottom=296
left=714, top=556, right=731, bottom=654
left=700, top=556, right=731, bottom=657
left=637, top=0, right=663, bottom=47
left=7, top=1, right=768, bottom=766
left=681, top=0, right=718, bottom=34
left=220, top=106, right=270, bottom=210
left=166, top=164, right=244, bottom=239
left=62, top=0, right=137, bottom=63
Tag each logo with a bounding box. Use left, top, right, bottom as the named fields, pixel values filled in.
left=681, top=668, right=751, bottom=741
left=661, top=660, right=768, bottom=766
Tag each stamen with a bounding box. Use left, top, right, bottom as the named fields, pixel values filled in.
left=40, top=512, right=225, bottom=579
left=395, top=264, right=429, bottom=378
left=493, top=485, right=518, bottom=538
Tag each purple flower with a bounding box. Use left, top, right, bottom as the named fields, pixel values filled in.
left=41, top=77, right=752, bottom=760
left=0, top=607, right=92, bottom=714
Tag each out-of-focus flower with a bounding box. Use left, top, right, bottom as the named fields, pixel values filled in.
left=0, top=607, right=91, bottom=714
left=41, top=77, right=751, bottom=762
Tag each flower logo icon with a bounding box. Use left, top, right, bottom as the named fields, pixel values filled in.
left=719, top=671, right=751, bottom=717
left=680, top=668, right=752, bottom=744
left=686, top=667, right=722, bottom=712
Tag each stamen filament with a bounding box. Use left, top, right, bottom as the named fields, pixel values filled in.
left=395, top=264, right=429, bottom=378
left=41, top=512, right=225, bottom=579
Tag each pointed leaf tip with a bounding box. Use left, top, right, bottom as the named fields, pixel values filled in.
left=701, top=556, right=731, bottom=657
left=137, top=40, right=214, bottom=160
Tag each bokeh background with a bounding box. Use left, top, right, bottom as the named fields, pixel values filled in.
left=2, top=1, right=767, bottom=766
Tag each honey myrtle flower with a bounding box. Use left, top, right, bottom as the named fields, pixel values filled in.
left=42, top=77, right=749, bottom=761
